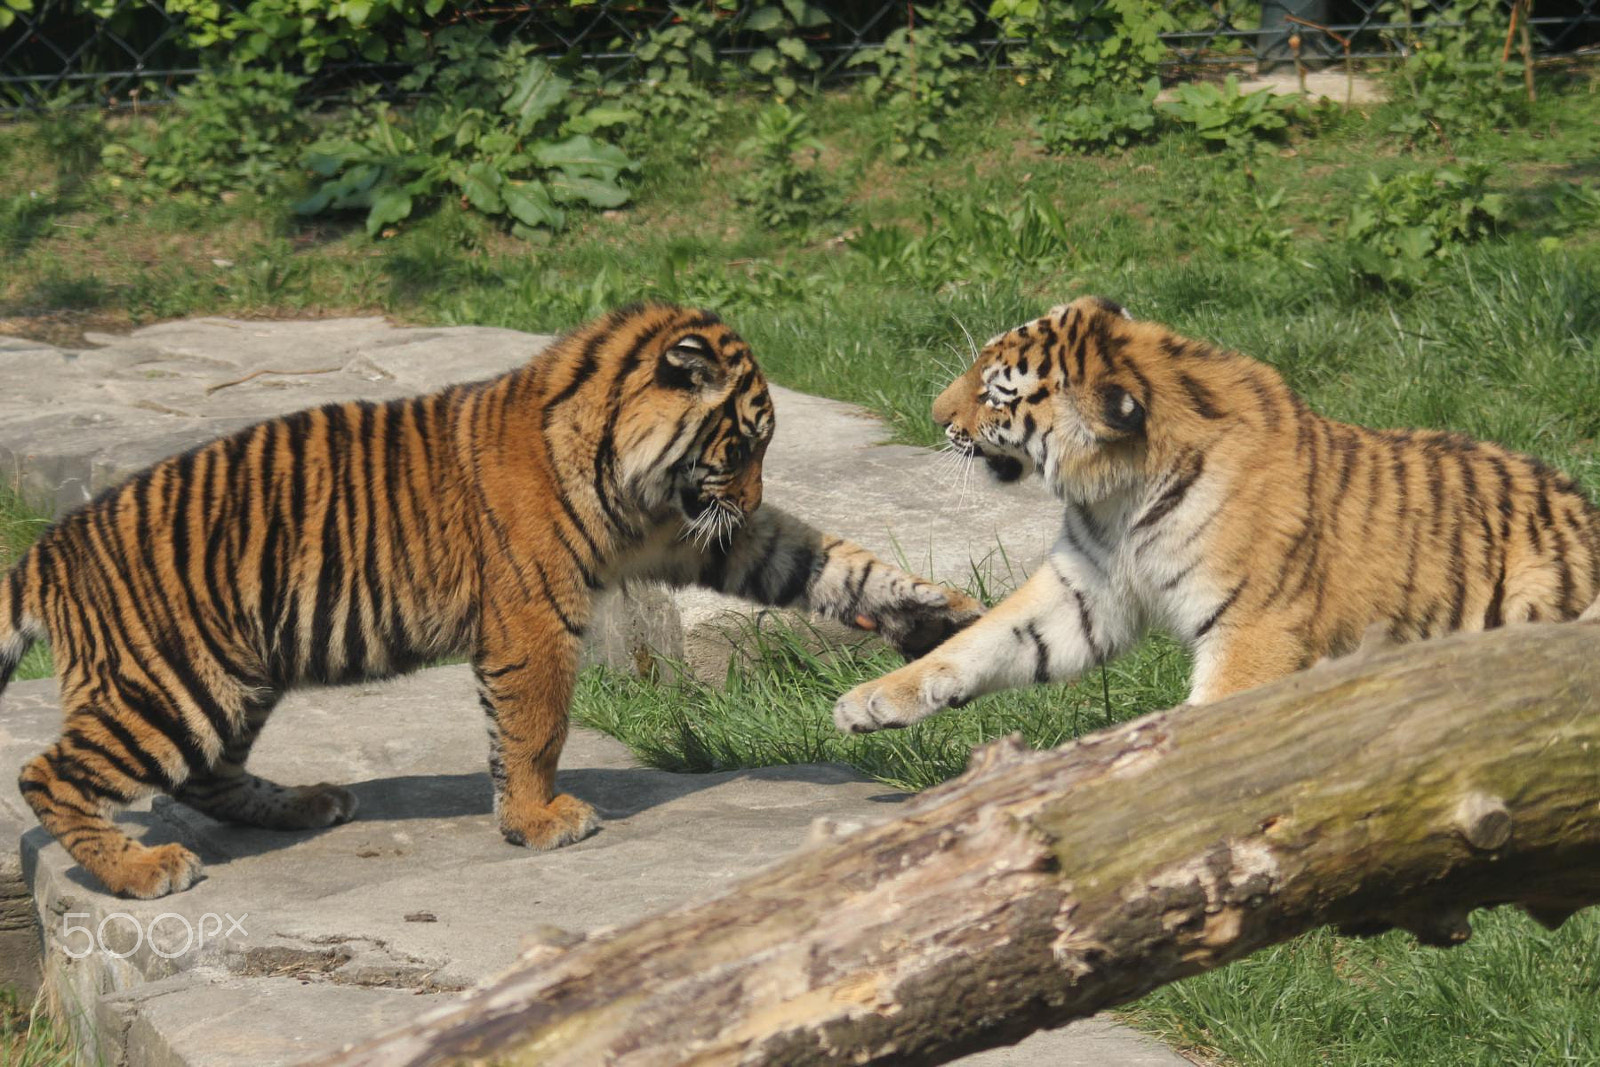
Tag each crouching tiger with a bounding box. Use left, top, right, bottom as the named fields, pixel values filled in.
left=834, top=295, right=1600, bottom=733
left=0, top=303, right=982, bottom=898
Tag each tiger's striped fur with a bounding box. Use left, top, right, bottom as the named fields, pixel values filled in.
left=833, top=296, right=1600, bottom=733
left=0, top=304, right=981, bottom=898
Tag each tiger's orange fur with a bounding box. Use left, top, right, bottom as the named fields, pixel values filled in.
left=0, top=304, right=981, bottom=897
left=834, top=296, right=1600, bottom=733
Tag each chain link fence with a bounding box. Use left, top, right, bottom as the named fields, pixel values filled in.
left=1, top=0, right=1596, bottom=111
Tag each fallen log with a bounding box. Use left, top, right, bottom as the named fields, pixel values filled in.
left=319, top=619, right=1600, bottom=1066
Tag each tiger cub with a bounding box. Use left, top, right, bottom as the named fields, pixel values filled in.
left=0, top=304, right=982, bottom=898
left=833, top=296, right=1600, bottom=733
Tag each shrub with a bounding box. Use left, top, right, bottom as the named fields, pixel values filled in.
left=735, top=103, right=840, bottom=233
left=294, top=26, right=635, bottom=238
left=1345, top=164, right=1509, bottom=283
left=1157, top=75, right=1305, bottom=154
left=990, top=0, right=1172, bottom=92
left=621, top=5, right=725, bottom=156
left=1383, top=0, right=1529, bottom=142
left=101, top=66, right=308, bottom=200
left=848, top=0, right=979, bottom=161
left=1038, top=78, right=1160, bottom=154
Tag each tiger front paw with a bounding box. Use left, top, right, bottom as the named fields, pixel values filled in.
left=500, top=794, right=600, bottom=850
left=856, top=583, right=985, bottom=660
left=832, top=662, right=967, bottom=734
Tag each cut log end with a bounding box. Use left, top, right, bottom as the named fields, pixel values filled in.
left=1453, top=791, right=1512, bottom=852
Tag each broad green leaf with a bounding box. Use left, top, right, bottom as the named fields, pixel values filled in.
left=745, top=5, right=783, bottom=32
left=503, top=181, right=564, bottom=229
left=504, top=58, right=571, bottom=131
left=458, top=162, right=506, bottom=215
left=575, top=106, right=640, bottom=130
left=776, top=35, right=810, bottom=63
left=292, top=183, right=337, bottom=216
left=531, top=135, right=633, bottom=177
left=781, top=0, right=829, bottom=28
left=1396, top=225, right=1436, bottom=260
left=548, top=172, right=630, bottom=208
left=748, top=47, right=778, bottom=74
left=365, top=186, right=413, bottom=236
left=342, top=0, right=372, bottom=26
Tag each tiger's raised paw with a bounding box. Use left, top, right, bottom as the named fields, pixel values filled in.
left=858, top=584, right=985, bottom=660
left=500, top=794, right=600, bottom=851
left=832, top=662, right=967, bottom=734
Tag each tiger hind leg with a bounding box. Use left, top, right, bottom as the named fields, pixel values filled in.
left=176, top=765, right=358, bottom=830
left=18, top=739, right=202, bottom=899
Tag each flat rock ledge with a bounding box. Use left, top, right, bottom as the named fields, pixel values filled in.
left=0, top=318, right=1185, bottom=1066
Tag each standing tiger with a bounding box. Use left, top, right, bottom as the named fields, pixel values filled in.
left=833, top=296, right=1600, bottom=733
left=0, top=303, right=982, bottom=899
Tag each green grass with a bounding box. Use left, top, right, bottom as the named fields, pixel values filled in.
left=1127, top=911, right=1600, bottom=1066
left=0, top=987, right=75, bottom=1067
left=0, top=484, right=51, bottom=682
left=574, top=621, right=1190, bottom=791
left=1, top=68, right=1599, bottom=1067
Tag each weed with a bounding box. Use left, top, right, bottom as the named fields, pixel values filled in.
left=616, top=5, right=724, bottom=158
left=101, top=65, right=309, bottom=201
left=849, top=0, right=979, bottom=161
left=1037, top=77, right=1160, bottom=154
left=1383, top=0, right=1530, bottom=143
left=991, top=0, right=1172, bottom=92
left=295, top=25, right=635, bottom=238
left=1157, top=75, right=1306, bottom=154
left=1345, top=163, right=1510, bottom=284
left=736, top=103, right=840, bottom=233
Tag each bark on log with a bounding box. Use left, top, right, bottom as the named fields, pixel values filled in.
left=319, top=619, right=1600, bottom=1067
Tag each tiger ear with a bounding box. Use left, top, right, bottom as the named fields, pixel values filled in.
left=657, top=335, right=723, bottom=391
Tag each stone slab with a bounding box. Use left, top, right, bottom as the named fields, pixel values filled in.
left=0, top=317, right=1062, bottom=683
left=1, top=668, right=1186, bottom=1066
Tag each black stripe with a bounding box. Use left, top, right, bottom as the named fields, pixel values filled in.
left=311, top=407, right=348, bottom=682
left=1195, top=579, right=1248, bottom=638
left=1132, top=451, right=1205, bottom=533
left=1179, top=374, right=1224, bottom=419
left=533, top=559, right=585, bottom=637
left=1483, top=561, right=1506, bottom=629
left=1024, top=624, right=1050, bottom=683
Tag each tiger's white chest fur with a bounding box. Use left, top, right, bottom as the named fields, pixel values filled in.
left=1051, top=467, right=1231, bottom=648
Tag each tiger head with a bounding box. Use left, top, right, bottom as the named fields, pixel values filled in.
left=547, top=304, right=775, bottom=535
left=934, top=296, right=1191, bottom=504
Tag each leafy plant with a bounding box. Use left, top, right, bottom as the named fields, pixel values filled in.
left=1197, top=188, right=1297, bottom=258
left=1038, top=77, right=1159, bottom=154
left=848, top=0, right=978, bottom=161
left=1157, top=75, right=1305, bottom=154
left=294, top=26, right=636, bottom=237
left=738, top=0, right=830, bottom=100
left=990, top=0, right=1172, bottom=92
left=165, top=0, right=447, bottom=68
left=1344, top=164, right=1509, bottom=283
left=100, top=65, right=308, bottom=200
left=735, top=103, right=840, bottom=232
left=0, top=0, right=30, bottom=31
left=1383, top=0, right=1528, bottom=142
left=621, top=5, right=725, bottom=155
